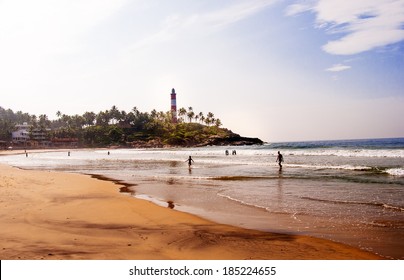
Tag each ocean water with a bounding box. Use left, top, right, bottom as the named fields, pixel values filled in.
left=1, top=137, right=403, bottom=259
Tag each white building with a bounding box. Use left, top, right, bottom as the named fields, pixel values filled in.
left=12, top=122, right=51, bottom=145
left=11, top=122, right=30, bottom=144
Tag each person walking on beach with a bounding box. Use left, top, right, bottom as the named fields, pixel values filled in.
left=186, top=156, right=194, bottom=168
left=276, top=151, right=284, bottom=169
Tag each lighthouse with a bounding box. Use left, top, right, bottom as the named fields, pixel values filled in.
left=170, top=88, right=177, bottom=123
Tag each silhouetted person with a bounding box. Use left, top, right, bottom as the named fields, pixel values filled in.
left=276, top=151, right=284, bottom=169
left=186, top=156, right=194, bottom=168
left=225, top=150, right=229, bottom=156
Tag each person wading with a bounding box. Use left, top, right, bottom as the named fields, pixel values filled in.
left=276, top=151, right=284, bottom=170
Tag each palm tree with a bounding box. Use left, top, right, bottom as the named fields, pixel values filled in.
left=15, top=110, right=30, bottom=124
left=120, top=110, right=127, bottom=122
left=38, top=114, right=50, bottom=129
left=187, top=107, right=195, bottom=123
left=132, top=107, right=140, bottom=117
left=178, top=107, right=187, bottom=123
left=205, top=112, right=214, bottom=126
left=110, top=106, right=121, bottom=124
left=82, top=111, right=96, bottom=127
left=61, top=114, right=71, bottom=128
left=69, top=115, right=85, bottom=130
left=96, top=111, right=110, bottom=126
left=30, top=115, right=38, bottom=127
left=150, top=109, right=157, bottom=119
left=198, top=112, right=204, bottom=124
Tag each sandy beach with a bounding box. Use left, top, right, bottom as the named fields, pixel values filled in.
left=0, top=161, right=383, bottom=260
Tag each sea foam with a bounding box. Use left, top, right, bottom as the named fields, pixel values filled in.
left=385, top=168, right=404, bottom=177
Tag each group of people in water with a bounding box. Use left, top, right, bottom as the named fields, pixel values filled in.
left=24, top=148, right=284, bottom=170
left=186, top=150, right=284, bottom=169
left=225, top=150, right=237, bottom=156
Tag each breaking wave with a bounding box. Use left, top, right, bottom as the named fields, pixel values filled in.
left=300, top=197, right=404, bottom=212
left=385, top=168, right=404, bottom=177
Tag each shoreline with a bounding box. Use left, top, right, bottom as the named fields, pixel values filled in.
left=0, top=162, right=383, bottom=260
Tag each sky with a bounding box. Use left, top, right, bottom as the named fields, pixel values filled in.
left=0, top=0, right=403, bottom=142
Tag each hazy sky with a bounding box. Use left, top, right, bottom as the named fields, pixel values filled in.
left=1, top=0, right=403, bottom=142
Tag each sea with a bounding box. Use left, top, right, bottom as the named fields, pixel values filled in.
left=1, top=137, right=403, bottom=259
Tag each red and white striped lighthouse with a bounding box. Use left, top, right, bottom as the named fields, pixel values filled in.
left=170, top=88, right=177, bottom=123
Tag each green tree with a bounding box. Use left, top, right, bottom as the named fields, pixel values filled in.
left=38, top=114, right=50, bottom=129
left=82, top=111, right=96, bottom=127
left=215, top=118, right=222, bottom=127
left=178, top=107, right=187, bottom=123
left=96, top=111, right=110, bottom=126
left=110, top=105, right=122, bottom=124
left=205, top=112, right=214, bottom=126
left=108, top=126, right=124, bottom=143
left=187, top=107, right=195, bottom=123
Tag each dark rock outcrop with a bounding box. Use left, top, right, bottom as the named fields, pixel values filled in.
left=204, top=135, right=263, bottom=146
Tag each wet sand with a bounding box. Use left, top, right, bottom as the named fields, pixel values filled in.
left=0, top=163, right=383, bottom=260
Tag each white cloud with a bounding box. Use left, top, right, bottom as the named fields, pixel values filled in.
left=201, top=0, right=277, bottom=28
left=129, top=0, right=277, bottom=51
left=326, top=63, right=351, bottom=72
left=287, top=0, right=404, bottom=55
left=285, top=3, right=313, bottom=16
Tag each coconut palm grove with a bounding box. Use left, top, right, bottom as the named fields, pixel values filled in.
left=0, top=105, right=262, bottom=148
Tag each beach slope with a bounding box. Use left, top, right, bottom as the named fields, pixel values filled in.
left=0, top=164, right=382, bottom=260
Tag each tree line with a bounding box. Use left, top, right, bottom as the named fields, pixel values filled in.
left=0, top=106, right=227, bottom=146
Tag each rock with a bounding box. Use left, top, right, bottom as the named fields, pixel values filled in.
left=205, top=135, right=263, bottom=146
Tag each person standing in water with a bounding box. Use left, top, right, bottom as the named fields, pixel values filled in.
left=186, top=156, right=194, bottom=168
left=276, top=151, right=284, bottom=169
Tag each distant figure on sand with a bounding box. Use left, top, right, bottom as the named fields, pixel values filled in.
left=225, top=150, right=229, bottom=156
left=276, top=151, right=284, bottom=169
left=186, top=156, right=194, bottom=168
left=68, top=151, right=70, bottom=157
